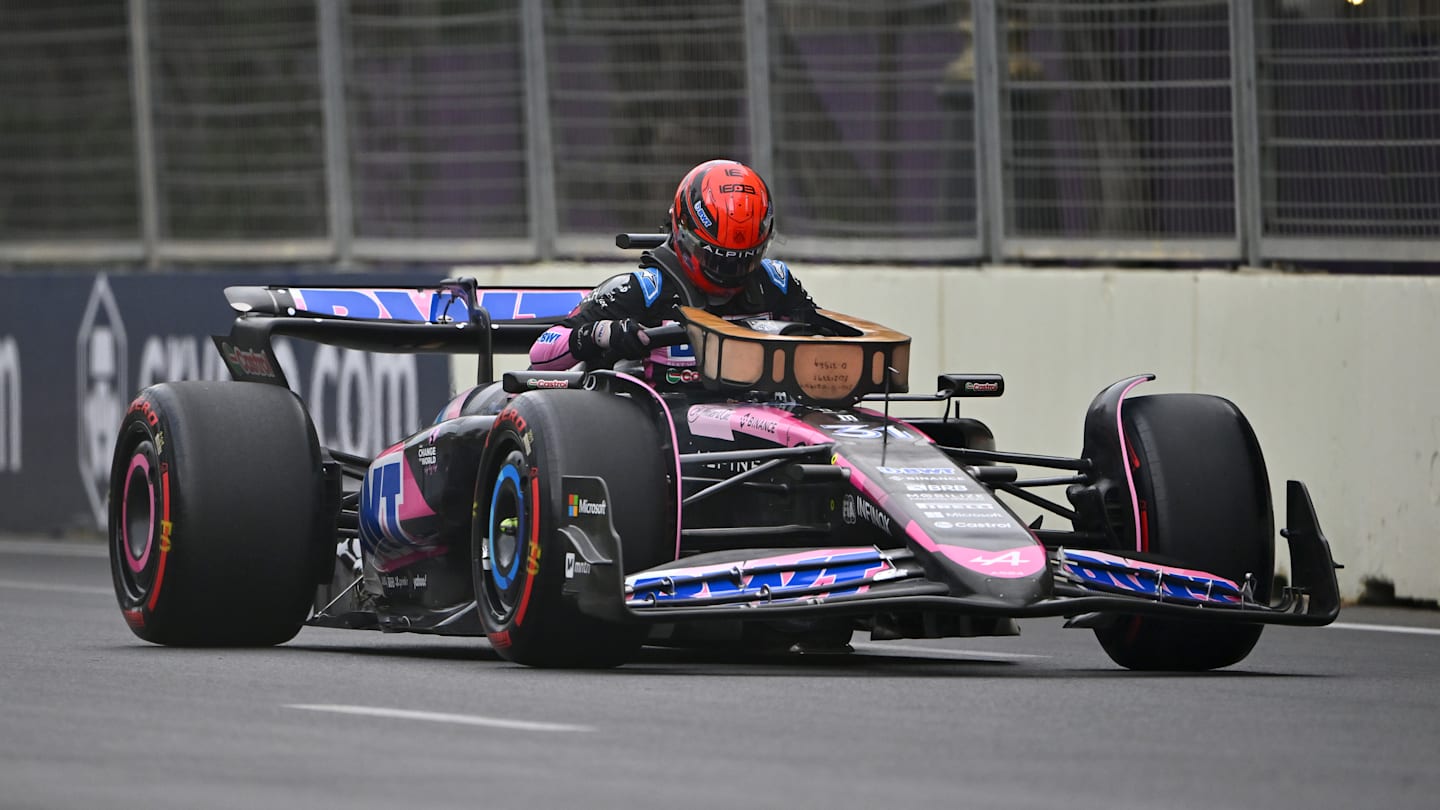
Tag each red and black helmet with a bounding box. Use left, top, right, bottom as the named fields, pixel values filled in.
left=669, top=159, right=774, bottom=297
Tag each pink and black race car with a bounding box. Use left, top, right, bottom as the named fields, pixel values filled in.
left=108, top=235, right=1340, bottom=671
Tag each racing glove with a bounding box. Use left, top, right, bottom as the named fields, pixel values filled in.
left=572, top=318, right=651, bottom=361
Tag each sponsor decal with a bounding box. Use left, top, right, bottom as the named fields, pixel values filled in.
left=878, top=466, right=956, bottom=476
left=291, top=287, right=472, bottom=323
left=632, top=266, right=662, bottom=307
left=566, top=494, right=607, bottom=517
left=381, top=573, right=429, bottom=590
left=907, top=497, right=988, bottom=507
left=564, top=552, right=592, bottom=579
left=688, top=405, right=735, bottom=440
left=474, top=289, right=587, bottom=320
left=702, top=458, right=762, bottom=474
left=906, top=483, right=969, bottom=492
left=692, top=199, right=713, bottom=229
left=664, top=368, right=702, bottom=384
left=77, top=275, right=127, bottom=529
left=964, top=381, right=1000, bottom=393
left=844, top=493, right=891, bottom=533
left=417, top=443, right=438, bottom=470
left=127, top=398, right=159, bottom=427
left=536, top=331, right=562, bottom=344
left=526, top=378, right=570, bottom=389
left=761, top=259, right=789, bottom=293
left=932, top=520, right=1014, bottom=530
left=219, top=342, right=276, bottom=379
left=969, top=549, right=1030, bottom=567
left=359, top=458, right=405, bottom=548
left=496, top=408, right=528, bottom=435
left=820, top=424, right=912, bottom=441
left=0, top=336, right=17, bottom=473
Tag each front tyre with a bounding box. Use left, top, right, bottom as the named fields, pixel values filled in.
left=1094, top=394, right=1274, bottom=671
left=109, top=382, right=326, bottom=646
left=474, top=390, right=671, bottom=668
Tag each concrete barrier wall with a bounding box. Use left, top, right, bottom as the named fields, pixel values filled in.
left=457, top=262, right=1440, bottom=602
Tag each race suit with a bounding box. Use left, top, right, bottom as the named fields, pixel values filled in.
left=528, top=244, right=818, bottom=378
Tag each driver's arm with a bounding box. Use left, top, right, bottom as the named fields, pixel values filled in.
left=528, top=273, right=656, bottom=369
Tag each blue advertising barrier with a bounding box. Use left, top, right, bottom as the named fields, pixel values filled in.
left=0, top=269, right=461, bottom=535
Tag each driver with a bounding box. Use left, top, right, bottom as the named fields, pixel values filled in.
left=528, top=159, right=819, bottom=377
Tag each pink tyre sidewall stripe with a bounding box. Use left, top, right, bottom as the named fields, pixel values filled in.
left=122, top=453, right=155, bottom=574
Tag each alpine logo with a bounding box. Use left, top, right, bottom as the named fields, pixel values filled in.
left=878, top=466, right=956, bottom=475
left=567, top=494, right=607, bottom=517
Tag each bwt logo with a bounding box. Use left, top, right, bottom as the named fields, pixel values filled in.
left=0, top=336, right=19, bottom=473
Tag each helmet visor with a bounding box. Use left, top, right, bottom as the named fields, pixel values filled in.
left=674, top=225, right=768, bottom=288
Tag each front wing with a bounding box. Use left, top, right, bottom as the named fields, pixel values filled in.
left=563, top=478, right=1340, bottom=628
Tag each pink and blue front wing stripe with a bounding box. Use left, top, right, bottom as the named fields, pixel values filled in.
left=1060, top=548, right=1243, bottom=604
left=627, top=548, right=894, bottom=604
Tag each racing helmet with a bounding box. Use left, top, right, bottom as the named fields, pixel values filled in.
left=668, top=159, right=774, bottom=297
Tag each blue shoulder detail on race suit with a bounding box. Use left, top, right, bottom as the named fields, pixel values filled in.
left=761, top=258, right=789, bottom=294
left=632, top=266, right=663, bottom=307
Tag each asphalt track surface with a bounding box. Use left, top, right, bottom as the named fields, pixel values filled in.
left=3, top=536, right=1439, bottom=810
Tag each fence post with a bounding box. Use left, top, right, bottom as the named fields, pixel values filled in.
left=1231, top=0, right=1262, bottom=268
left=127, top=0, right=160, bottom=268
left=973, top=0, right=1007, bottom=263
left=744, top=0, right=774, bottom=184
left=318, top=0, right=353, bottom=266
left=521, top=0, right=557, bottom=261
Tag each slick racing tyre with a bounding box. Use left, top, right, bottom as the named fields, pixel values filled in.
left=474, top=390, right=671, bottom=668
left=1094, top=394, right=1274, bottom=671
left=109, top=381, right=326, bottom=646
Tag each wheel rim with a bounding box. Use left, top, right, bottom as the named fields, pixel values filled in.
left=114, top=438, right=159, bottom=603
left=483, top=456, right=528, bottom=621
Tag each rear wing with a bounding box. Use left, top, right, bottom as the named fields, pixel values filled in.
left=213, top=278, right=588, bottom=387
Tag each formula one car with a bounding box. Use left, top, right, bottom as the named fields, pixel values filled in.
left=108, top=234, right=1341, bottom=671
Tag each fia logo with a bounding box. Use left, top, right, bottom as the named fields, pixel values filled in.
left=841, top=494, right=857, bottom=525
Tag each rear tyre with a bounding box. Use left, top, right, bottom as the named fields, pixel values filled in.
left=474, top=390, right=671, bottom=667
left=109, top=381, right=325, bottom=646
left=1094, top=394, right=1274, bottom=671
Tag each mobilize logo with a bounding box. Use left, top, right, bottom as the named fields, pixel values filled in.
left=566, top=494, right=607, bottom=517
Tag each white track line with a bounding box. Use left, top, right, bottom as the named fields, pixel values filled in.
left=1327, top=622, right=1440, bottom=637
left=287, top=704, right=594, bottom=733
left=0, top=579, right=111, bottom=596
left=852, top=642, right=1048, bottom=661
left=0, top=541, right=107, bottom=558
